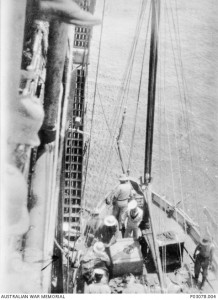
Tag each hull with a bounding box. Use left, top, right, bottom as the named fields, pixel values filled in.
left=72, top=186, right=218, bottom=294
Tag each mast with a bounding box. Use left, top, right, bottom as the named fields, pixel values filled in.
left=144, top=0, right=160, bottom=184
left=143, top=0, right=166, bottom=293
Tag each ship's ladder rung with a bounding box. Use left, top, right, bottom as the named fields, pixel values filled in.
left=65, top=162, right=82, bottom=166
left=64, top=172, right=82, bottom=176
left=66, top=153, right=83, bottom=157
left=64, top=193, right=81, bottom=197
left=63, top=205, right=81, bottom=210
left=64, top=186, right=82, bottom=189
left=63, top=203, right=81, bottom=208
left=64, top=179, right=82, bottom=184
left=63, top=212, right=81, bottom=218
left=64, top=202, right=81, bottom=206
left=63, top=221, right=81, bottom=227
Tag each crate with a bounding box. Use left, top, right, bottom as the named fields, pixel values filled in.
left=109, top=238, right=143, bottom=277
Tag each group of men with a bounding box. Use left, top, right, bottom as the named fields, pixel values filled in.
left=81, top=173, right=216, bottom=292
left=80, top=174, right=144, bottom=293
left=85, top=173, right=144, bottom=247
left=81, top=213, right=120, bottom=292
left=108, top=173, right=143, bottom=238
left=79, top=240, right=111, bottom=293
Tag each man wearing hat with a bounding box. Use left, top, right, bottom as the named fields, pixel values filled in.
left=80, top=241, right=111, bottom=288
left=122, top=274, right=148, bottom=294
left=193, top=235, right=215, bottom=289
left=92, top=241, right=111, bottom=270
left=84, top=268, right=111, bottom=293
left=124, top=200, right=143, bottom=239
left=111, top=174, right=132, bottom=231
left=84, top=208, right=102, bottom=247
left=95, top=215, right=119, bottom=248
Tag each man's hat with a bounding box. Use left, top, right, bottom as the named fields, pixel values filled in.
left=94, top=268, right=105, bottom=275
left=93, top=242, right=105, bottom=255
left=200, top=236, right=212, bottom=246
left=128, top=200, right=138, bottom=210
left=119, top=174, right=128, bottom=181
left=104, top=215, right=117, bottom=227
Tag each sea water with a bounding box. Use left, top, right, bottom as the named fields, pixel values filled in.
left=85, top=0, right=218, bottom=241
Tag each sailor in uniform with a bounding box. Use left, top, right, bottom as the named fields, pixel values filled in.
left=111, top=174, right=132, bottom=231
left=124, top=200, right=143, bottom=239
left=193, top=235, right=215, bottom=289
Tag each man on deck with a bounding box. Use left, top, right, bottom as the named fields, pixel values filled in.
left=95, top=215, right=119, bottom=248
left=84, top=268, right=111, bottom=294
left=79, top=241, right=111, bottom=288
left=112, top=174, right=132, bottom=231
left=193, top=235, right=215, bottom=289
left=84, top=208, right=102, bottom=247
left=124, top=200, right=143, bottom=239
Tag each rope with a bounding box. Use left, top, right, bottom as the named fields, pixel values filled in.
left=166, top=0, right=190, bottom=222
left=54, top=238, right=66, bottom=254
left=157, top=3, right=171, bottom=203
left=154, top=3, right=186, bottom=269
left=101, top=0, right=146, bottom=155
left=97, top=86, right=121, bottom=161
left=94, top=0, right=149, bottom=201
left=160, top=5, right=188, bottom=264
left=156, top=1, right=168, bottom=237
left=97, top=87, right=113, bottom=137
left=121, top=141, right=138, bottom=175
left=82, top=0, right=146, bottom=204
left=156, top=1, right=175, bottom=208
left=167, top=2, right=187, bottom=232
left=159, top=3, right=200, bottom=269
left=165, top=0, right=200, bottom=225
left=172, top=0, right=208, bottom=220
left=82, top=0, right=107, bottom=205
left=127, top=2, right=151, bottom=171
left=150, top=8, right=185, bottom=268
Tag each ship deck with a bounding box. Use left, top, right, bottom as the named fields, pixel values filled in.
left=75, top=193, right=218, bottom=293
left=148, top=202, right=218, bottom=293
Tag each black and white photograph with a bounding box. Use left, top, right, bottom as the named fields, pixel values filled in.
left=0, top=0, right=218, bottom=295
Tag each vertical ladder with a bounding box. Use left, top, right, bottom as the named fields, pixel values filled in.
left=62, top=0, right=97, bottom=240
left=63, top=70, right=85, bottom=238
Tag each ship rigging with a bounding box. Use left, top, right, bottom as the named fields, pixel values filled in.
left=1, top=0, right=218, bottom=294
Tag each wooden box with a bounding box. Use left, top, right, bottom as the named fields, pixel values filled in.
left=109, top=238, right=143, bottom=277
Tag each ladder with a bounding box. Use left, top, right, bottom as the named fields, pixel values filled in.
left=63, top=69, right=85, bottom=239
left=62, top=0, right=97, bottom=240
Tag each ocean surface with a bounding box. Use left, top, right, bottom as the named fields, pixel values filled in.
left=83, top=0, right=218, bottom=241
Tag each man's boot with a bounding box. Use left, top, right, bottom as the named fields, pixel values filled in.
left=121, top=225, right=125, bottom=238
left=193, top=275, right=199, bottom=285
left=200, top=277, right=206, bottom=290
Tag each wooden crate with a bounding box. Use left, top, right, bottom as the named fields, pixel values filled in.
left=109, top=238, right=143, bottom=277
